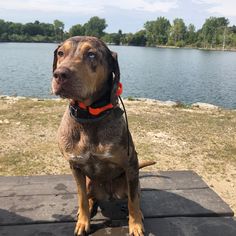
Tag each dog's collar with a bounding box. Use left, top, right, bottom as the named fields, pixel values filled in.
left=69, top=82, right=123, bottom=123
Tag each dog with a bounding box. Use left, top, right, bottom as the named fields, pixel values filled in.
left=51, top=36, right=155, bottom=236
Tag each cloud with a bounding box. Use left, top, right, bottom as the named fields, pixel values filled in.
left=0, top=0, right=103, bottom=14
left=193, top=0, right=236, bottom=17
left=109, top=0, right=178, bottom=13
left=0, top=0, right=178, bottom=14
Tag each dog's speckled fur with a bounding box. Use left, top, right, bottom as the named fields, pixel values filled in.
left=52, top=36, right=153, bottom=236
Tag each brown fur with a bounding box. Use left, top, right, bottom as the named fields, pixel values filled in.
left=51, top=36, right=155, bottom=236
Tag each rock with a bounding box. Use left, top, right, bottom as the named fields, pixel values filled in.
left=31, top=98, right=45, bottom=101
left=125, top=98, right=181, bottom=107
left=12, top=96, right=26, bottom=101
left=154, top=100, right=178, bottom=107
left=162, top=101, right=179, bottom=107
left=8, top=96, right=25, bottom=101
left=192, top=102, right=219, bottom=110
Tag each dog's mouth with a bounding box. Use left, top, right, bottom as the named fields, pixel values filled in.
left=52, top=66, right=76, bottom=98
left=51, top=77, right=87, bottom=102
left=51, top=78, right=65, bottom=96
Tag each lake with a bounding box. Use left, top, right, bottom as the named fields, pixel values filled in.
left=0, top=43, right=236, bottom=109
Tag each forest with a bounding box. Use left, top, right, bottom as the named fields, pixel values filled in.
left=0, top=16, right=236, bottom=49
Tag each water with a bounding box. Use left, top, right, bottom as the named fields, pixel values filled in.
left=0, top=43, right=236, bottom=108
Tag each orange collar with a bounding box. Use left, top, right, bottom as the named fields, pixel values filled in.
left=70, top=82, right=123, bottom=117
left=77, top=102, right=113, bottom=116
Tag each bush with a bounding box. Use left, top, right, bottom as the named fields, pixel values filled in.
left=176, top=40, right=185, bottom=47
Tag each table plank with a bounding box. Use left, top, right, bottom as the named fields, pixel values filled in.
left=0, top=217, right=235, bottom=236
left=0, top=171, right=208, bottom=197
left=0, top=188, right=233, bottom=226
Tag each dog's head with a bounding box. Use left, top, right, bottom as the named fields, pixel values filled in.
left=51, top=36, right=120, bottom=106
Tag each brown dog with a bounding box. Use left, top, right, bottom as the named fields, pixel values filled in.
left=51, top=36, right=155, bottom=236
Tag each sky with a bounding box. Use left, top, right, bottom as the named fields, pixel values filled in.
left=0, top=0, right=236, bottom=33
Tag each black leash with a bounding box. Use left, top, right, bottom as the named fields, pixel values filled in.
left=118, top=96, right=130, bottom=157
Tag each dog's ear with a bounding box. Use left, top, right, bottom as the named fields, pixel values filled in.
left=110, top=51, right=120, bottom=105
left=53, top=45, right=60, bottom=72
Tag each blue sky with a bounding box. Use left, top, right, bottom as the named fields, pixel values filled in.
left=0, top=0, right=236, bottom=33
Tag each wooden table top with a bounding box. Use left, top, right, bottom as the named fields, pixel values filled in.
left=0, top=171, right=235, bottom=235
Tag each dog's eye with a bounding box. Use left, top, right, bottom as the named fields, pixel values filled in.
left=88, top=52, right=96, bottom=59
left=57, top=51, right=64, bottom=57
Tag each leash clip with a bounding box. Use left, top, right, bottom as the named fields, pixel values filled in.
left=70, top=104, right=78, bottom=117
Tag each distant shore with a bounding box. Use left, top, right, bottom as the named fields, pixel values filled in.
left=1, top=41, right=236, bottom=52
left=156, top=45, right=236, bottom=52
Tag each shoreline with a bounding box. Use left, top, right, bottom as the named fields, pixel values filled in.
left=0, top=95, right=233, bottom=111
left=156, top=45, right=236, bottom=52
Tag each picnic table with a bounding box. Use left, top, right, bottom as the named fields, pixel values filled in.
left=0, top=171, right=235, bottom=235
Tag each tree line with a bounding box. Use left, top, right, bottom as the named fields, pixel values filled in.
left=0, top=16, right=236, bottom=49
left=0, top=19, right=64, bottom=42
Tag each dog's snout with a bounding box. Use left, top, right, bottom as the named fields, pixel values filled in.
left=53, top=67, right=71, bottom=83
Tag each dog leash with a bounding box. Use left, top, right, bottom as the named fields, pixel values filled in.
left=118, top=96, right=130, bottom=157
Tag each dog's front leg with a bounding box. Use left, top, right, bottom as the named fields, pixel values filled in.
left=70, top=164, right=90, bottom=236
left=126, top=161, right=144, bottom=236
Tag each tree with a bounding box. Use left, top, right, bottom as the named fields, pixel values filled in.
left=0, top=16, right=235, bottom=49
left=230, top=25, right=236, bottom=34
left=144, top=20, right=156, bottom=46
left=0, top=19, right=6, bottom=35
left=84, top=16, right=107, bottom=38
left=227, top=25, right=236, bottom=47
left=102, top=33, right=120, bottom=45
left=23, top=21, right=43, bottom=36
left=201, top=17, right=229, bottom=48
left=169, top=18, right=187, bottom=46
left=69, top=24, right=85, bottom=36
left=40, top=23, right=55, bottom=36
left=186, top=24, right=197, bottom=45
left=153, top=17, right=171, bottom=45
left=102, top=33, right=119, bottom=45
left=121, top=33, right=134, bottom=45
left=7, top=23, right=23, bottom=35
left=129, top=30, right=147, bottom=46
left=53, top=19, right=64, bottom=41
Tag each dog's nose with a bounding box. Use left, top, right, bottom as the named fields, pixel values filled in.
left=53, top=67, right=71, bottom=83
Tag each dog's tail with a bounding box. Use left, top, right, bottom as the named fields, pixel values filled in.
left=139, top=160, right=156, bottom=169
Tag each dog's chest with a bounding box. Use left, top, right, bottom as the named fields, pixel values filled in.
left=59, top=113, right=125, bottom=180
left=71, top=152, right=123, bottom=180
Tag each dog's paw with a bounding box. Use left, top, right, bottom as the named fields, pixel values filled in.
left=74, top=217, right=90, bottom=236
left=129, top=211, right=145, bottom=236
left=129, top=221, right=145, bottom=236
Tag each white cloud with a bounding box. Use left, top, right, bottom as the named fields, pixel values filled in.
left=109, top=0, right=178, bottom=13
left=193, top=0, right=236, bottom=17
left=0, top=0, right=103, bottom=14
left=0, top=0, right=178, bottom=14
